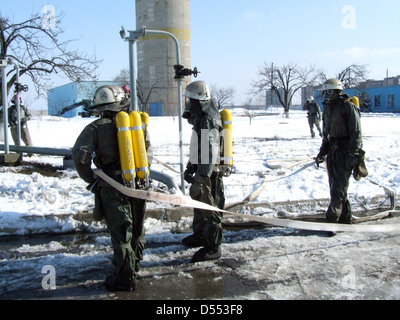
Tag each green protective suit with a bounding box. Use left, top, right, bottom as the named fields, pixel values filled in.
left=72, top=113, right=149, bottom=283
left=318, top=95, right=363, bottom=223
left=303, top=101, right=322, bottom=138
left=185, top=100, right=225, bottom=250
left=8, top=103, right=33, bottom=147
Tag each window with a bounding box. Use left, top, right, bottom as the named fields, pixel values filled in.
left=388, top=94, right=395, bottom=108
left=374, top=95, right=381, bottom=108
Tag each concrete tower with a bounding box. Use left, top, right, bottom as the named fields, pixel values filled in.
left=136, top=0, right=191, bottom=116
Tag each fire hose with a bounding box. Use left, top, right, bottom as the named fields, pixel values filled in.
left=94, top=168, right=400, bottom=234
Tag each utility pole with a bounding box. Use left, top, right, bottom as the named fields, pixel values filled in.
left=270, top=63, right=274, bottom=106
left=1, top=58, right=23, bottom=165
left=1, top=59, right=9, bottom=154
left=8, top=58, right=25, bottom=146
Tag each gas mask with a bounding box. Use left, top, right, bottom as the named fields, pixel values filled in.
left=183, top=98, right=201, bottom=125
left=322, top=89, right=340, bottom=104
left=183, top=98, right=193, bottom=119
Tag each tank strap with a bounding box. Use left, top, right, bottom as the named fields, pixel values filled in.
left=117, top=126, right=130, bottom=132
left=132, top=125, right=143, bottom=131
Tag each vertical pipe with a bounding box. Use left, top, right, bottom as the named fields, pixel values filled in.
left=144, top=29, right=185, bottom=194
left=1, top=66, right=9, bottom=154
left=122, top=28, right=186, bottom=193
left=129, top=36, right=138, bottom=112
left=271, top=63, right=274, bottom=106
left=15, top=64, right=21, bottom=146
left=177, top=78, right=185, bottom=194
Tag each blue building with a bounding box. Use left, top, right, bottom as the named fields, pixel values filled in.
left=47, top=81, right=119, bottom=118
left=344, top=86, right=400, bottom=113
left=48, top=81, right=164, bottom=117
left=313, top=86, right=400, bottom=113
left=310, top=76, right=400, bottom=113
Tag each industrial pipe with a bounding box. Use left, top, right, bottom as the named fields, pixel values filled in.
left=0, top=143, right=179, bottom=192
left=0, top=144, right=72, bottom=157
left=7, top=58, right=22, bottom=146
left=121, top=26, right=186, bottom=194
left=1, top=59, right=9, bottom=154
left=150, top=170, right=182, bottom=194
left=143, top=28, right=185, bottom=194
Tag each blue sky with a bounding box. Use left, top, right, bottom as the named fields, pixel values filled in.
left=2, top=0, right=400, bottom=107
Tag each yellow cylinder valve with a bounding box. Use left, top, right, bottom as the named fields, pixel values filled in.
left=116, top=111, right=136, bottom=184
left=130, top=111, right=150, bottom=182
left=220, top=109, right=233, bottom=167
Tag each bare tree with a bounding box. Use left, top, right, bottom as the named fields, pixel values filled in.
left=252, top=62, right=321, bottom=117
left=210, top=84, right=235, bottom=109
left=243, top=97, right=257, bottom=125
left=337, top=64, right=369, bottom=89
left=113, top=68, right=130, bottom=86
left=136, top=76, right=162, bottom=114
left=319, top=64, right=369, bottom=89
left=0, top=13, right=101, bottom=105
left=113, top=69, right=162, bottom=114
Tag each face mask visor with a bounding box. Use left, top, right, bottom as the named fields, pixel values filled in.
left=322, top=89, right=336, bottom=100
left=183, top=98, right=194, bottom=119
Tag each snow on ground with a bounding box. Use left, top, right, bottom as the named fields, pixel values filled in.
left=1, top=109, right=400, bottom=299
left=1, top=109, right=399, bottom=234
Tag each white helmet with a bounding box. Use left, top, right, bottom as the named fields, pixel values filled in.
left=93, top=85, right=126, bottom=106
left=183, top=81, right=211, bottom=101
left=90, top=85, right=129, bottom=112
left=322, top=79, right=344, bottom=91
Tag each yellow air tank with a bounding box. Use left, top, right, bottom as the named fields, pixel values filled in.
left=140, top=112, right=149, bottom=132
left=220, top=109, right=233, bottom=167
left=351, top=96, right=360, bottom=108
left=116, top=111, right=136, bottom=184
left=130, top=111, right=150, bottom=181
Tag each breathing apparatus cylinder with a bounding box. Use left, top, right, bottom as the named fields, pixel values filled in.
left=220, top=109, right=233, bottom=167
left=351, top=96, right=360, bottom=108
left=129, top=111, right=150, bottom=182
left=116, top=111, right=136, bottom=185
left=140, top=112, right=149, bottom=132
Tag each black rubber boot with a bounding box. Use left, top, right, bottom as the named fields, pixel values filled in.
left=181, top=234, right=206, bottom=248
left=104, top=272, right=137, bottom=292
left=191, top=247, right=221, bottom=263
left=338, top=200, right=352, bottom=224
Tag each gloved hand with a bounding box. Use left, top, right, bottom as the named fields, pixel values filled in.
left=86, top=178, right=99, bottom=193
left=314, top=154, right=326, bottom=168
left=346, top=154, right=358, bottom=170
left=184, top=169, right=194, bottom=184
left=189, top=174, right=208, bottom=199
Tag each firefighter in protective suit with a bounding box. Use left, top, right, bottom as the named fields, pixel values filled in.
left=315, top=79, right=363, bottom=224
left=302, top=96, right=322, bottom=138
left=72, top=85, right=151, bottom=291
left=182, top=80, right=225, bottom=262
left=8, top=95, right=33, bottom=147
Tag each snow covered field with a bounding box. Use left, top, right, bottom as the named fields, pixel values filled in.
left=1, top=109, right=400, bottom=300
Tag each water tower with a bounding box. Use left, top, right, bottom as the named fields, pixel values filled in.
left=136, top=0, right=191, bottom=116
